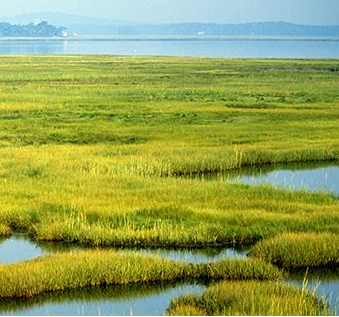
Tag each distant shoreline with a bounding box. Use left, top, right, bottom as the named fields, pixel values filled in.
left=0, top=36, right=339, bottom=42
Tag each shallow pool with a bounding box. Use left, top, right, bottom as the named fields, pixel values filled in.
left=0, top=236, right=44, bottom=264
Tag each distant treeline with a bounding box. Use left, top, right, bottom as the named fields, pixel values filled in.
left=1, top=20, right=338, bottom=37
left=0, top=21, right=66, bottom=37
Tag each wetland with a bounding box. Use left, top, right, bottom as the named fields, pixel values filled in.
left=0, top=56, right=338, bottom=315
left=0, top=235, right=338, bottom=315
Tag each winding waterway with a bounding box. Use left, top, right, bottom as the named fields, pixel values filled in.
left=1, top=162, right=338, bottom=315
left=0, top=233, right=338, bottom=315
left=0, top=235, right=247, bottom=265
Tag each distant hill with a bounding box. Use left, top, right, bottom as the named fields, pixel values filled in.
left=1, top=13, right=339, bottom=37
left=0, top=21, right=66, bottom=37
left=123, top=21, right=339, bottom=37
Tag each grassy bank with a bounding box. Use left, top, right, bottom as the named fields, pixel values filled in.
left=167, top=281, right=330, bottom=316
left=250, top=233, right=339, bottom=268
left=0, top=251, right=280, bottom=298
left=2, top=176, right=339, bottom=247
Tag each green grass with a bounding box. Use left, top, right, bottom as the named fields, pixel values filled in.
left=250, top=233, right=339, bottom=268
left=167, top=281, right=330, bottom=316
left=0, top=57, right=338, bottom=247
left=0, top=251, right=280, bottom=298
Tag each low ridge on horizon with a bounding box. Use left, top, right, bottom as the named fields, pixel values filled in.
left=2, top=12, right=339, bottom=27
left=0, top=13, right=338, bottom=37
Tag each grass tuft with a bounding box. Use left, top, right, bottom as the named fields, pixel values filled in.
left=250, top=233, right=339, bottom=268
left=167, top=280, right=330, bottom=316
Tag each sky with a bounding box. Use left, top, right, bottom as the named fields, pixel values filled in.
left=1, top=0, right=339, bottom=25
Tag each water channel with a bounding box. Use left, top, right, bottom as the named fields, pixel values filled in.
left=0, top=233, right=338, bottom=315
left=199, top=161, right=339, bottom=196
left=1, top=162, right=338, bottom=315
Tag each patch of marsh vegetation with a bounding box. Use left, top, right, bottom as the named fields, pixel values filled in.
left=0, top=251, right=280, bottom=298
left=251, top=233, right=339, bottom=269
left=167, top=280, right=331, bottom=316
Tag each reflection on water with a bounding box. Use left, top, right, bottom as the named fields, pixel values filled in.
left=287, top=268, right=339, bottom=315
left=0, top=236, right=44, bottom=264
left=0, top=282, right=205, bottom=316
left=134, top=246, right=248, bottom=263
left=0, top=39, right=339, bottom=58
left=233, top=162, right=339, bottom=195
left=0, top=235, right=247, bottom=265
left=200, top=162, right=339, bottom=195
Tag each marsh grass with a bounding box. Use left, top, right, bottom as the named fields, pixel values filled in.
left=0, top=224, right=10, bottom=236
left=250, top=233, right=339, bottom=268
left=0, top=251, right=281, bottom=298
left=167, top=280, right=330, bottom=316
left=1, top=175, right=339, bottom=247
left=0, top=251, right=188, bottom=298
left=0, top=58, right=338, bottom=249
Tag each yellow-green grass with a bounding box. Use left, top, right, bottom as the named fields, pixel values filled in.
left=0, top=224, right=10, bottom=236
left=0, top=56, right=338, bottom=249
left=2, top=175, right=339, bottom=247
left=167, top=281, right=330, bottom=316
left=0, top=251, right=280, bottom=298
left=250, top=233, right=339, bottom=268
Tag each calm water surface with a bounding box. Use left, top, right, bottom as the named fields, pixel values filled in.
left=0, top=39, right=339, bottom=58
left=204, top=162, right=339, bottom=195
left=0, top=235, right=247, bottom=265
left=287, top=269, right=339, bottom=315
left=0, top=282, right=205, bottom=316
left=0, top=236, right=44, bottom=264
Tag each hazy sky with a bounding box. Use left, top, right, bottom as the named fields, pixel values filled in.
left=1, top=0, right=339, bottom=25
